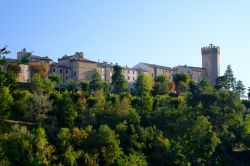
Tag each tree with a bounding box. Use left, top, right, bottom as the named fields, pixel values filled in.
left=90, top=70, right=105, bottom=92
left=248, top=87, right=250, bottom=100
left=111, top=65, right=128, bottom=94
left=0, top=71, right=17, bottom=89
left=30, top=73, right=55, bottom=93
left=153, top=75, right=169, bottom=95
left=0, top=87, right=13, bottom=119
left=48, top=73, right=62, bottom=84
left=88, top=125, right=122, bottom=165
left=135, top=72, right=154, bottom=96
left=173, top=73, right=190, bottom=94
left=0, top=125, right=55, bottom=165
left=6, top=63, right=21, bottom=75
left=53, top=92, right=78, bottom=127
left=80, top=80, right=90, bottom=95
left=224, top=65, right=236, bottom=90
left=235, top=80, right=246, bottom=98
left=0, top=46, right=10, bottom=66
left=11, top=90, right=34, bottom=121
left=31, top=93, right=52, bottom=124
left=65, top=79, right=77, bottom=92
left=215, top=76, right=228, bottom=89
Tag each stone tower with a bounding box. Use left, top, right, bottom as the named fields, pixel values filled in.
left=201, top=44, right=220, bottom=84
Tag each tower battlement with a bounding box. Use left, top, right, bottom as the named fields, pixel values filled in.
left=201, top=44, right=220, bottom=55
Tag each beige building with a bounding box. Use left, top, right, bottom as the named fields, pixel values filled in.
left=17, top=48, right=53, bottom=64
left=50, top=52, right=97, bottom=83
left=173, top=65, right=206, bottom=83
left=97, top=62, right=114, bottom=83
left=134, top=62, right=173, bottom=80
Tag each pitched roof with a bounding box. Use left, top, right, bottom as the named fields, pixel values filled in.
left=141, top=62, right=172, bottom=70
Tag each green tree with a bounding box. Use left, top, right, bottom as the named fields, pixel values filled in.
left=215, top=76, right=227, bottom=89
left=0, top=125, right=54, bottom=165
left=6, top=63, right=21, bottom=75
left=11, top=90, right=34, bottom=121
left=30, top=73, right=55, bottom=93
left=65, top=79, right=77, bottom=92
left=0, top=87, right=13, bottom=119
left=48, top=73, right=62, bottom=84
left=0, top=46, right=10, bottom=66
left=90, top=70, right=105, bottom=92
left=173, top=73, right=190, bottom=94
left=153, top=75, right=169, bottom=95
left=53, top=92, right=78, bottom=127
left=0, top=71, right=17, bottom=89
left=88, top=125, right=122, bottom=165
left=135, top=72, right=154, bottom=96
left=111, top=65, right=128, bottom=94
left=224, top=65, right=236, bottom=90
left=248, top=87, right=250, bottom=99
left=31, top=93, right=52, bottom=124
left=235, top=80, right=246, bottom=98
left=80, top=80, right=90, bottom=93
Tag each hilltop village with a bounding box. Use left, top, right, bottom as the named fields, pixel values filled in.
left=1, top=44, right=220, bottom=88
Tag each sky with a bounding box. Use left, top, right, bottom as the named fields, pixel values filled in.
left=1, top=0, right=250, bottom=88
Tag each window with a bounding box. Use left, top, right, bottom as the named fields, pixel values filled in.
left=65, top=69, right=68, bottom=74
left=133, top=77, right=135, bottom=80
left=127, top=70, right=130, bottom=73
left=74, top=71, right=76, bottom=77
left=110, top=72, right=112, bottom=76
left=66, top=76, right=68, bottom=80
left=127, top=76, right=130, bottom=80
left=102, top=68, right=105, bottom=72
left=60, top=69, right=63, bottom=73
left=102, top=75, right=104, bottom=80
left=133, top=70, right=135, bottom=74
left=52, top=67, right=55, bottom=72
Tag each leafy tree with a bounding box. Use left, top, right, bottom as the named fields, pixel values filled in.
left=215, top=76, right=227, bottom=89
left=111, top=65, right=128, bottom=94
left=0, top=125, right=55, bottom=165
left=0, top=46, right=10, bottom=66
left=6, top=63, right=21, bottom=75
left=135, top=72, right=154, bottom=96
left=153, top=75, right=169, bottom=95
left=88, top=125, right=122, bottom=165
left=32, top=127, right=55, bottom=165
left=21, top=53, right=31, bottom=64
left=53, top=92, right=78, bottom=127
left=80, top=80, right=90, bottom=95
left=48, top=73, right=62, bottom=84
left=65, top=79, right=77, bottom=92
left=173, top=73, right=190, bottom=94
left=90, top=70, right=105, bottom=92
left=31, top=93, right=52, bottom=124
left=235, top=80, right=246, bottom=98
left=30, top=73, right=55, bottom=93
left=0, top=71, right=17, bottom=89
left=0, top=87, right=13, bottom=119
left=185, top=116, right=220, bottom=165
left=224, top=65, right=236, bottom=90
left=11, top=90, right=34, bottom=121
left=248, top=87, right=250, bottom=100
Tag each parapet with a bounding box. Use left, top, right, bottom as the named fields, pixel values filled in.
left=201, top=44, right=220, bottom=55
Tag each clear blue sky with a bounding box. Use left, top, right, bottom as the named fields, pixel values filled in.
left=1, top=0, right=250, bottom=88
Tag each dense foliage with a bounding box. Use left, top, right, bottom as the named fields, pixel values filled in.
left=1, top=49, right=250, bottom=165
